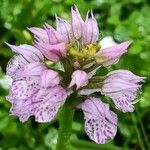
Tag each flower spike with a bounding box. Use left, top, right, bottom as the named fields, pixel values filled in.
left=5, top=6, right=145, bottom=145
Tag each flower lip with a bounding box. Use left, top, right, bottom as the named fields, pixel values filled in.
left=100, top=69, right=145, bottom=112
left=78, top=97, right=118, bottom=144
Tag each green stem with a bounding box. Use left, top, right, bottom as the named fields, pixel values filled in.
left=56, top=98, right=75, bottom=150
left=136, top=108, right=150, bottom=150
left=131, top=114, right=145, bottom=150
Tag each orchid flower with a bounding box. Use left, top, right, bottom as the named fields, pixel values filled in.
left=6, top=5, right=145, bottom=149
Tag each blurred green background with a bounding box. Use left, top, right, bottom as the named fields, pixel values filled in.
left=0, top=0, right=150, bottom=150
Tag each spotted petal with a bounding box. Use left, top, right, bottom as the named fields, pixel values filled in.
left=108, top=89, right=138, bottom=112
left=20, top=62, right=46, bottom=77
left=102, top=81, right=140, bottom=112
left=7, top=77, right=40, bottom=102
left=32, top=86, right=67, bottom=122
left=101, top=71, right=145, bottom=112
left=6, top=55, right=28, bottom=79
left=10, top=98, right=32, bottom=122
left=7, top=62, right=45, bottom=101
left=79, top=97, right=117, bottom=144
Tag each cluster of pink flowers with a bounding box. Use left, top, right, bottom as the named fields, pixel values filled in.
left=6, top=6, right=145, bottom=144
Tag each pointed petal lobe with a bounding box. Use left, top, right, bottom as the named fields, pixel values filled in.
left=96, top=41, right=132, bottom=66
left=83, top=11, right=99, bottom=45
left=6, top=43, right=44, bottom=62
left=71, top=5, right=84, bottom=39
left=69, top=70, right=88, bottom=89
left=56, top=17, right=72, bottom=43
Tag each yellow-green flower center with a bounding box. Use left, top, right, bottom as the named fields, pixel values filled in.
left=67, top=42, right=100, bottom=64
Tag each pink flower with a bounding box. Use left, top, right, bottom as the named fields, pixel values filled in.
left=96, top=41, right=132, bottom=66
left=28, top=5, right=130, bottom=66
left=78, top=97, right=117, bottom=144
left=6, top=44, right=67, bottom=123
left=8, top=65, right=67, bottom=122
left=69, top=70, right=88, bottom=89
left=33, top=25, right=67, bottom=62
left=101, top=70, right=145, bottom=112
left=6, top=43, right=44, bottom=80
left=5, top=5, right=145, bottom=145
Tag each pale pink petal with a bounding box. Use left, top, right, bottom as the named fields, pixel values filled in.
left=7, top=77, right=40, bottom=101
left=69, top=70, right=88, bottom=89
left=34, top=102, right=60, bottom=123
left=40, top=70, right=60, bottom=88
left=28, top=27, right=49, bottom=43
left=6, top=55, right=28, bottom=79
left=102, top=78, right=140, bottom=93
left=102, top=86, right=140, bottom=112
left=41, top=50, right=60, bottom=62
left=79, top=97, right=117, bottom=144
left=101, top=70, right=145, bottom=112
left=8, top=80, right=67, bottom=123
left=37, top=42, right=66, bottom=56
left=7, top=62, right=45, bottom=101
left=44, top=24, right=65, bottom=44
left=10, top=98, right=32, bottom=122
left=34, top=42, right=62, bottom=62
left=34, top=35, right=66, bottom=61
left=106, top=70, right=146, bottom=83
left=71, top=5, right=84, bottom=39
left=7, top=59, right=46, bottom=82
left=108, top=89, right=138, bottom=112
left=32, top=86, right=67, bottom=122
left=83, top=11, right=99, bottom=45
left=29, top=24, right=67, bottom=61
left=96, top=41, right=132, bottom=66
left=5, top=43, right=44, bottom=62
left=20, top=62, right=46, bottom=77
left=56, top=17, right=72, bottom=43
